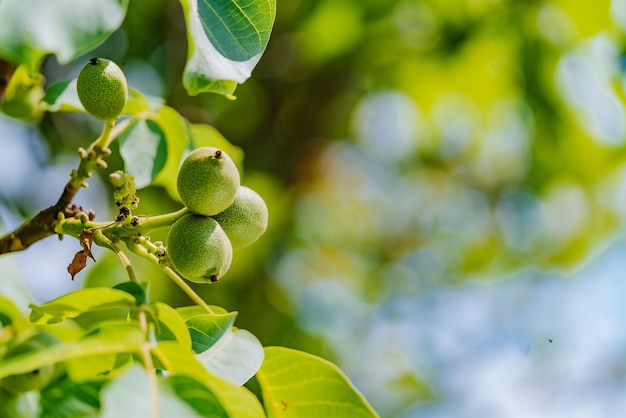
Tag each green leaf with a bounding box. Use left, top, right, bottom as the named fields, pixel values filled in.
left=197, top=0, right=275, bottom=62
left=122, top=88, right=164, bottom=115
left=179, top=0, right=276, bottom=97
left=257, top=347, right=379, bottom=418
left=0, top=323, right=144, bottom=379
left=189, top=123, right=245, bottom=173
left=151, top=341, right=266, bottom=418
left=40, top=379, right=103, bottom=418
left=118, top=118, right=168, bottom=189
left=41, top=79, right=84, bottom=113
left=148, top=302, right=192, bottom=349
left=181, top=307, right=263, bottom=386
left=196, top=328, right=264, bottom=386
left=166, top=375, right=228, bottom=417
left=186, top=311, right=237, bottom=353
left=101, top=365, right=206, bottom=418
left=0, top=295, right=27, bottom=330
left=0, top=0, right=129, bottom=69
left=0, top=64, right=45, bottom=120
left=0, top=389, right=39, bottom=418
left=65, top=351, right=118, bottom=382
left=29, top=288, right=136, bottom=324
left=150, top=105, right=191, bottom=200
left=176, top=305, right=228, bottom=320
left=113, top=281, right=149, bottom=306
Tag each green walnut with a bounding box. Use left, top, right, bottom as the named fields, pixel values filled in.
left=0, top=332, right=59, bottom=395
left=76, top=57, right=128, bottom=120
left=212, top=186, right=269, bottom=248
left=177, top=147, right=240, bottom=216
left=167, top=214, right=233, bottom=283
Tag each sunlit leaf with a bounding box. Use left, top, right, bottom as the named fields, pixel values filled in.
left=257, top=347, right=379, bottom=418
left=0, top=323, right=144, bottom=379
left=65, top=351, right=118, bottom=382
left=122, top=88, right=164, bottom=115
left=113, top=281, right=148, bottom=306
left=189, top=123, right=245, bottom=173
left=178, top=0, right=276, bottom=97
left=166, top=375, right=228, bottom=417
left=151, top=341, right=266, bottom=417
left=0, top=64, right=45, bottom=119
left=196, top=328, right=264, bottom=386
left=42, top=79, right=82, bottom=113
left=148, top=302, right=192, bottom=349
left=176, top=305, right=229, bottom=320
left=118, top=118, right=168, bottom=188
left=29, top=288, right=136, bottom=324
left=40, top=378, right=103, bottom=417
left=101, top=365, right=191, bottom=418
left=0, top=0, right=129, bottom=70
left=186, top=311, right=237, bottom=353
left=150, top=105, right=191, bottom=200
left=0, top=295, right=27, bottom=330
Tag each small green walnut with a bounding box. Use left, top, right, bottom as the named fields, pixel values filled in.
left=76, top=57, right=128, bottom=120
left=212, top=186, right=269, bottom=248
left=0, top=332, right=59, bottom=395
left=167, top=214, right=233, bottom=283
left=177, top=147, right=240, bottom=216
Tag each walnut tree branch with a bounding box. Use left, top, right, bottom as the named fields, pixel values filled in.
left=0, top=118, right=129, bottom=254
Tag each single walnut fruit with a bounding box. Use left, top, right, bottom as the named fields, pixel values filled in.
left=77, top=57, right=128, bottom=120
left=176, top=147, right=240, bottom=216
left=167, top=214, right=233, bottom=283
left=212, top=186, right=268, bottom=248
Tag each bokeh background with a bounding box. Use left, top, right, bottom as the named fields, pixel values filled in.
left=3, top=0, right=626, bottom=416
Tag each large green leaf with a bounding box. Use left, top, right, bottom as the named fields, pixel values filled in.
left=166, top=374, right=228, bottom=417
left=189, top=123, right=245, bottom=173
left=147, top=302, right=192, bottom=349
left=0, top=323, right=144, bottom=379
left=101, top=365, right=207, bottom=418
left=257, top=347, right=379, bottom=418
left=29, top=288, right=137, bottom=324
left=151, top=341, right=266, bottom=417
left=176, top=305, right=229, bottom=319
left=119, top=118, right=168, bottom=189
left=0, top=295, right=27, bottom=330
left=196, top=328, right=264, bottom=386
left=182, top=303, right=263, bottom=386
left=186, top=311, right=237, bottom=353
left=179, top=0, right=276, bottom=97
left=0, top=0, right=129, bottom=69
left=40, top=379, right=103, bottom=418
left=150, top=105, right=191, bottom=199
left=41, top=79, right=83, bottom=113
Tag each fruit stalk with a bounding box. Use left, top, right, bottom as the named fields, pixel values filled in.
left=126, top=240, right=215, bottom=314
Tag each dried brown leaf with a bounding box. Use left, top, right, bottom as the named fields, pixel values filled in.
left=79, top=229, right=95, bottom=261
left=68, top=251, right=88, bottom=281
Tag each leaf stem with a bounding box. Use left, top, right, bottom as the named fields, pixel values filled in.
left=95, top=230, right=138, bottom=283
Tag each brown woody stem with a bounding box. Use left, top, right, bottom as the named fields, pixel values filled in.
left=0, top=118, right=130, bottom=255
